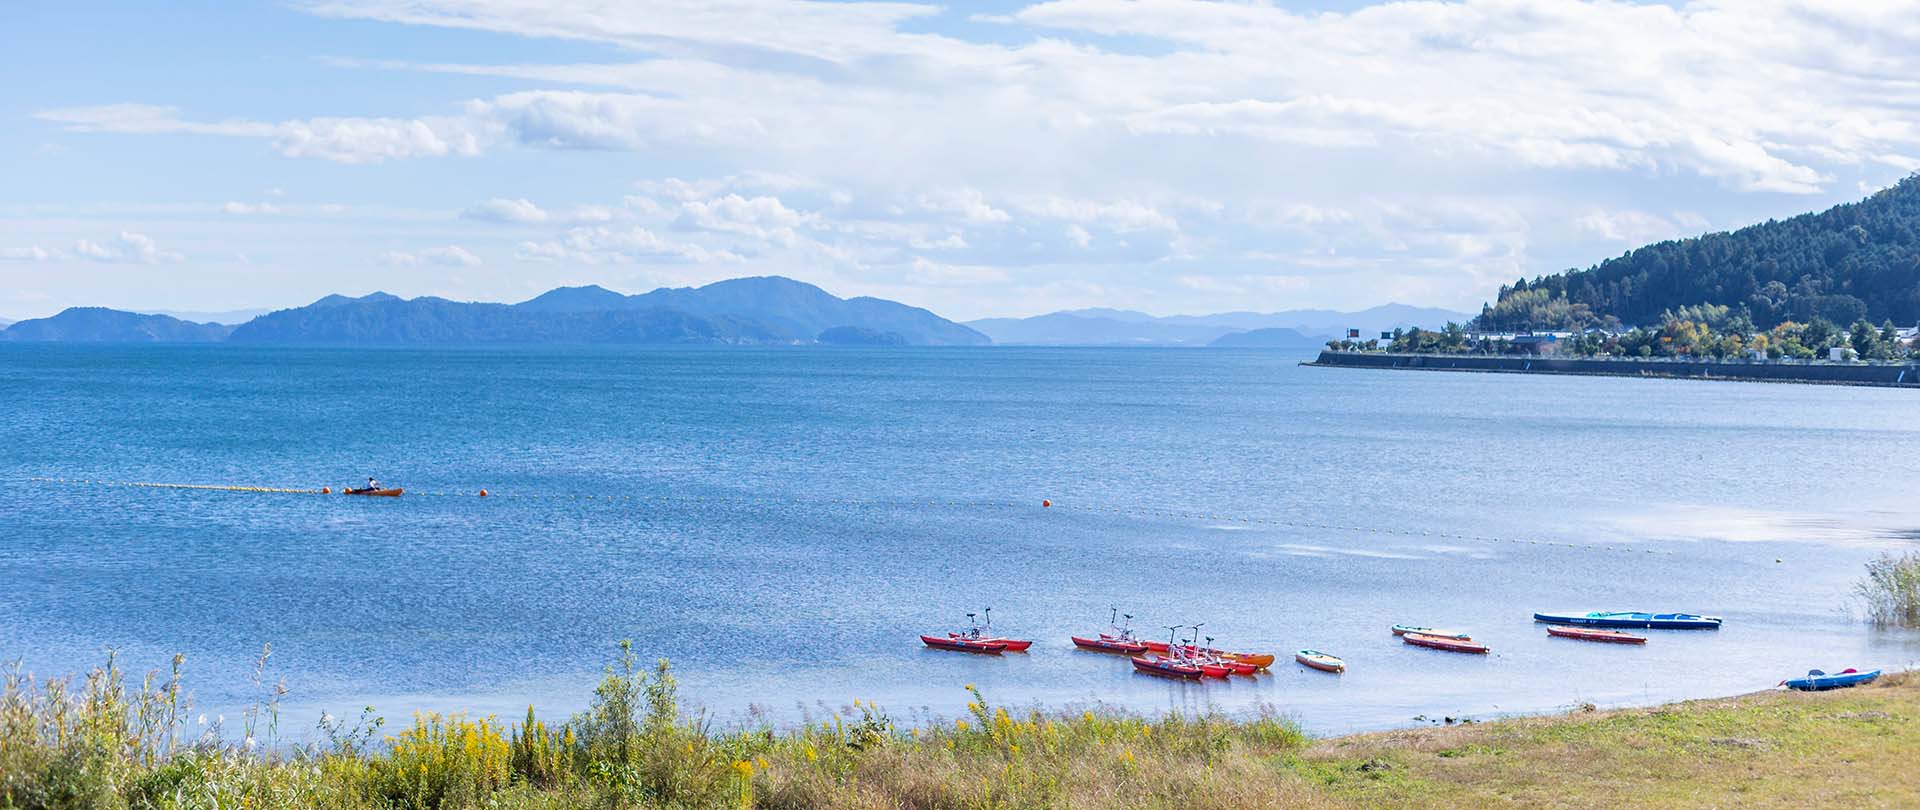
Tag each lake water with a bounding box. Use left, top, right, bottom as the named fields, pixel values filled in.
left=3, top=344, right=1917, bottom=738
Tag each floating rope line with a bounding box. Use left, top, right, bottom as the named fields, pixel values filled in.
left=28, top=477, right=323, bottom=494
left=24, top=476, right=1664, bottom=555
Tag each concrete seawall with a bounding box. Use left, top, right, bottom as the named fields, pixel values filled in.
left=1306, top=351, right=1920, bottom=388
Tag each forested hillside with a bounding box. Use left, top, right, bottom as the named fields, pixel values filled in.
left=1475, top=175, right=1920, bottom=331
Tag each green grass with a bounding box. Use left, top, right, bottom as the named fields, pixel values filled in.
left=3, top=644, right=1914, bottom=809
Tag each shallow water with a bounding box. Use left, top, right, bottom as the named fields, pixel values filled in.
left=2, top=344, right=1917, bottom=738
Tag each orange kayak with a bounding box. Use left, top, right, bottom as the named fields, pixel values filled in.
left=1223, top=652, right=1275, bottom=669
left=344, top=487, right=403, bottom=497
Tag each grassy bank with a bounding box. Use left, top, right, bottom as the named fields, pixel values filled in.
left=3, top=644, right=1913, bottom=809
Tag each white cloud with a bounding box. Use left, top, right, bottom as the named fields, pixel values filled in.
left=915, top=188, right=1011, bottom=225
left=1014, top=196, right=1177, bottom=232
left=908, top=256, right=1009, bottom=285
left=383, top=245, right=482, bottom=267
left=2, top=232, right=180, bottom=264
left=567, top=204, right=617, bottom=223
left=35, top=104, right=485, bottom=164
left=31, top=0, right=1920, bottom=314
left=273, top=115, right=486, bottom=163
left=1576, top=209, right=1691, bottom=246
left=463, top=197, right=550, bottom=223
left=92, top=232, right=179, bottom=263
left=674, top=194, right=810, bottom=242
left=909, top=232, right=968, bottom=250
left=1, top=246, right=57, bottom=262
left=221, top=201, right=282, bottom=215
left=515, top=226, right=741, bottom=264
left=119, top=0, right=1903, bottom=197
left=34, top=103, right=275, bottom=137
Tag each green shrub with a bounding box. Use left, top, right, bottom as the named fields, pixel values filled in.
left=1857, top=551, right=1920, bottom=626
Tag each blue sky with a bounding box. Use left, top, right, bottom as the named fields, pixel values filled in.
left=4, top=0, right=1918, bottom=321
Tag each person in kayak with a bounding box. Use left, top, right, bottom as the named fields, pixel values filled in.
left=365, top=477, right=380, bottom=491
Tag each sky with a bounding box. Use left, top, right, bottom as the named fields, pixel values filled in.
left=4, top=0, right=1920, bottom=322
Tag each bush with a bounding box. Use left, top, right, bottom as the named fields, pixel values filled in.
left=1857, top=551, right=1920, bottom=626
left=1, top=644, right=1308, bottom=809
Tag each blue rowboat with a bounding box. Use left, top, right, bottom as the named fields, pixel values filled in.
left=1532, top=611, right=1721, bottom=630
left=1782, top=668, right=1880, bottom=691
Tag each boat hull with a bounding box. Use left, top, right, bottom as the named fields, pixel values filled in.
left=1143, top=641, right=1273, bottom=668
left=1784, top=669, right=1880, bottom=691
left=1533, top=611, right=1720, bottom=630
left=1223, top=652, right=1275, bottom=669
left=343, top=488, right=403, bottom=497
left=1295, top=650, right=1346, bottom=672
left=920, top=634, right=1005, bottom=654
left=1130, top=656, right=1203, bottom=679
left=1402, top=632, right=1490, bottom=654
left=1072, top=636, right=1148, bottom=654
left=1546, top=625, right=1646, bottom=644
left=952, top=633, right=1031, bottom=651
left=1392, top=625, right=1469, bottom=640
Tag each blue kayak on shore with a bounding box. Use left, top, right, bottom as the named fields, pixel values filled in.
left=1532, top=611, right=1722, bottom=630
left=1782, top=668, right=1880, bottom=691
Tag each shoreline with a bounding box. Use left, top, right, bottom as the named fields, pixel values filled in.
left=5, top=653, right=1912, bottom=807
left=1305, top=349, right=1920, bottom=388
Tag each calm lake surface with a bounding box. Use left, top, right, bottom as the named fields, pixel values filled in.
left=3, top=344, right=1918, bottom=737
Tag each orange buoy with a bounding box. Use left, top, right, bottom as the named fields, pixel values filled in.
left=479, top=489, right=488, bottom=497
left=1042, top=499, right=1051, bottom=508
left=321, top=487, right=331, bottom=494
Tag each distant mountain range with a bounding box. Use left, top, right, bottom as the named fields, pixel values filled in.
left=1, top=276, right=1471, bottom=348
left=965, top=303, right=1472, bottom=346
left=0, top=308, right=234, bottom=342
left=1205, top=328, right=1321, bottom=348
left=3, top=277, right=990, bottom=346
left=143, top=307, right=273, bottom=325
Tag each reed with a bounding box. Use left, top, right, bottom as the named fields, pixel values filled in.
left=0, top=645, right=1306, bottom=809
left=1855, top=550, right=1920, bottom=627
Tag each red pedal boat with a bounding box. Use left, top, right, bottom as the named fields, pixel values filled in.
left=921, top=634, right=1005, bottom=654
left=1402, top=632, right=1490, bottom=654
left=950, top=632, right=1031, bottom=651
left=1073, top=635, right=1148, bottom=654
left=1546, top=625, right=1647, bottom=644
left=1143, top=641, right=1274, bottom=669
left=1131, top=655, right=1204, bottom=679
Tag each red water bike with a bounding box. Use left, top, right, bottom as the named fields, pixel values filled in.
left=1073, top=608, right=1149, bottom=654
left=939, top=608, right=1033, bottom=652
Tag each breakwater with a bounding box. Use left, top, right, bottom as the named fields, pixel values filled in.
left=1307, top=350, right=1920, bottom=387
